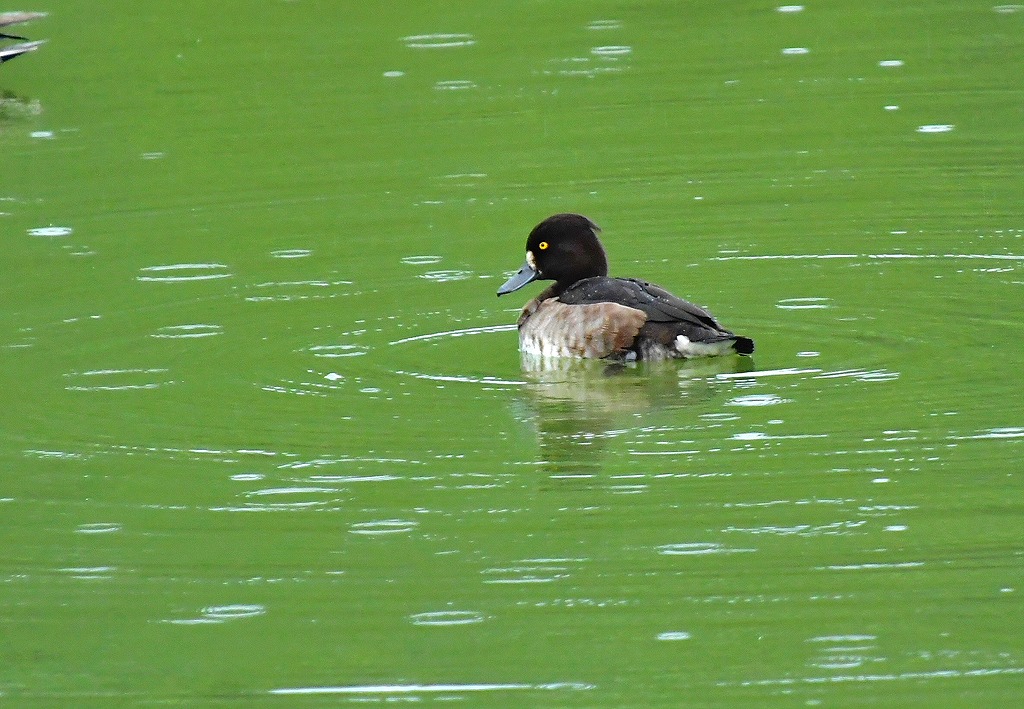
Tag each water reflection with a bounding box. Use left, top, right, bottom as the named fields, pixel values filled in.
left=409, top=609, right=486, bottom=626
left=0, top=90, right=42, bottom=121
left=516, top=356, right=753, bottom=477
left=136, top=263, right=232, bottom=283
left=271, top=681, right=594, bottom=696
left=401, top=33, right=475, bottom=49
left=164, top=604, right=266, bottom=625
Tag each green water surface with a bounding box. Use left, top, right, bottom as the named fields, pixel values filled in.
left=2, top=1, right=1023, bottom=706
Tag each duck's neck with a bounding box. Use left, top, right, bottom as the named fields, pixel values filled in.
left=536, top=283, right=562, bottom=300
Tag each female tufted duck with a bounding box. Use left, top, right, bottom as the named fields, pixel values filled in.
left=497, top=214, right=754, bottom=360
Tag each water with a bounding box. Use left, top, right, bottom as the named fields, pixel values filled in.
left=2, top=1, right=1022, bottom=705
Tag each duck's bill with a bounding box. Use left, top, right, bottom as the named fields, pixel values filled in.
left=497, top=260, right=538, bottom=296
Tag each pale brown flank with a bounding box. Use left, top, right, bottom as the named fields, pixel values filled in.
left=519, top=296, right=647, bottom=359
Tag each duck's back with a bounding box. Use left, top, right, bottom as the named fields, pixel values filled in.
left=558, top=276, right=754, bottom=358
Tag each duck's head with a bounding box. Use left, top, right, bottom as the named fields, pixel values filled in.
left=497, top=213, right=609, bottom=296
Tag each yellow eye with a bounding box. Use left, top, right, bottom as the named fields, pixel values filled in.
left=538, top=241, right=549, bottom=250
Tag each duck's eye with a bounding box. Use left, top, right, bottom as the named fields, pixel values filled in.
left=538, top=241, right=549, bottom=250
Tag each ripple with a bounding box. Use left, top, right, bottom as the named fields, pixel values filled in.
left=717, top=251, right=1024, bottom=264
left=878, top=59, right=904, bottom=67
left=401, top=255, right=443, bottom=265
left=731, top=431, right=829, bottom=442
left=245, top=486, right=340, bottom=497
left=60, top=565, right=115, bottom=580
left=917, top=124, right=954, bottom=134
left=270, top=248, right=312, bottom=259
left=306, top=344, right=368, bottom=358
left=271, top=682, right=595, bottom=696
left=28, top=226, right=72, bottom=237
left=726, top=394, right=790, bottom=407
left=137, top=263, right=232, bottom=283
left=383, top=70, right=405, bottom=78
left=544, top=56, right=626, bottom=78
left=776, top=296, right=830, bottom=310
left=394, top=370, right=525, bottom=386
left=64, top=368, right=174, bottom=392
left=813, top=368, right=899, bottom=383
left=782, top=47, right=810, bottom=55
left=410, top=610, right=486, bottom=626
left=402, top=33, right=476, bottom=49
left=855, top=369, right=900, bottom=382
left=482, top=560, right=574, bottom=584
left=389, top=323, right=515, bottom=345
left=260, top=375, right=344, bottom=397
left=822, top=561, right=924, bottom=570
left=777, top=4, right=804, bottom=12
left=956, top=426, right=1024, bottom=440
left=993, top=4, right=1023, bottom=13
left=723, top=520, right=863, bottom=536
left=441, top=172, right=486, bottom=180
left=658, top=542, right=755, bottom=556
left=165, top=604, right=266, bottom=625
left=657, top=631, right=693, bottom=641
left=151, top=324, right=223, bottom=339
left=591, top=45, right=632, bottom=57
left=725, top=666, right=1024, bottom=688
left=700, top=412, right=741, bottom=422
left=716, top=368, right=820, bottom=381
left=245, top=278, right=355, bottom=302
left=349, top=519, right=418, bottom=535
left=809, top=634, right=877, bottom=643
left=807, top=633, right=880, bottom=669
left=202, top=604, right=265, bottom=620
left=587, top=20, right=622, bottom=30
left=434, top=80, right=476, bottom=91
left=418, top=269, right=473, bottom=281
left=75, top=522, right=122, bottom=534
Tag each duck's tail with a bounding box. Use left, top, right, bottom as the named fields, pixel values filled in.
left=732, top=336, right=755, bottom=356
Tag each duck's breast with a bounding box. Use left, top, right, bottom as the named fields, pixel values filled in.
left=518, top=298, right=647, bottom=359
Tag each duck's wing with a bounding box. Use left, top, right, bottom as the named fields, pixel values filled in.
left=560, top=276, right=728, bottom=330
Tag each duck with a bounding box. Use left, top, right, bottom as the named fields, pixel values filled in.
left=497, top=213, right=754, bottom=361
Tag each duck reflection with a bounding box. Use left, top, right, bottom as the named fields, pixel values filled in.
left=0, top=89, right=42, bottom=121
left=514, top=354, right=754, bottom=478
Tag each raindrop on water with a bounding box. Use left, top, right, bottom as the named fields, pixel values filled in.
left=402, top=33, right=476, bottom=49
left=657, top=631, right=693, bottom=640
left=410, top=610, right=486, bottom=626
left=28, top=226, right=72, bottom=237
left=591, top=45, right=632, bottom=57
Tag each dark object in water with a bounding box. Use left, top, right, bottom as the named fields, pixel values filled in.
left=0, top=40, right=44, bottom=64
left=0, top=11, right=47, bottom=65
